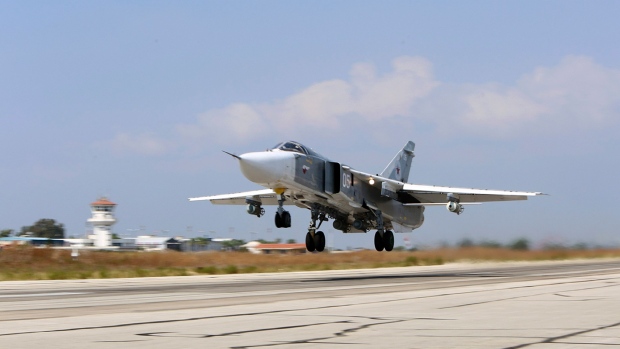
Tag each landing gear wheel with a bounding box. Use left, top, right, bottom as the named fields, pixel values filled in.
left=374, top=231, right=385, bottom=251
left=275, top=213, right=282, bottom=228
left=383, top=230, right=394, bottom=252
left=314, top=231, right=326, bottom=252
left=282, top=211, right=291, bottom=228
left=305, top=232, right=316, bottom=252
left=275, top=211, right=291, bottom=228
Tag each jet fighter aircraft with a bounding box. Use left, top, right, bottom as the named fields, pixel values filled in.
left=190, top=141, right=543, bottom=252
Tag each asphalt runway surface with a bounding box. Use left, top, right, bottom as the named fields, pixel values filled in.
left=1, top=259, right=619, bottom=348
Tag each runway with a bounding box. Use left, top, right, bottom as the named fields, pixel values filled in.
left=1, top=259, right=620, bottom=348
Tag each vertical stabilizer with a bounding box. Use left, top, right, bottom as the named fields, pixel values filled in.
left=380, top=141, right=415, bottom=183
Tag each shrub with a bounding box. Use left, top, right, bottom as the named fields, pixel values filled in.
left=404, top=256, right=418, bottom=266
left=223, top=265, right=238, bottom=274
left=457, top=238, right=475, bottom=248
left=479, top=240, right=502, bottom=248
left=509, top=238, right=530, bottom=251
left=196, top=266, right=218, bottom=274
left=241, top=266, right=258, bottom=273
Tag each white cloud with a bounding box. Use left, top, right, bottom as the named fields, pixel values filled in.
left=449, top=84, right=548, bottom=137
left=518, top=55, right=620, bottom=127
left=177, top=56, right=439, bottom=142
left=463, top=88, right=545, bottom=125
left=101, top=55, right=620, bottom=153
left=353, top=56, right=438, bottom=121
left=427, top=55, right=620, bottom=138
left=103, top=132, right=171, bottom=156
left=177, top=103, right=267, bottom=144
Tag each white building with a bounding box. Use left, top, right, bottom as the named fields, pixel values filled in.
left=87, top=197, right=117, bottom=248
left=135, top=236, right=180, bottom=251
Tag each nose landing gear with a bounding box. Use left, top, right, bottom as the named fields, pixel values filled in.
left=274, top=194, right=291, bottom=228
left=275, top=211, right=291, bottom=228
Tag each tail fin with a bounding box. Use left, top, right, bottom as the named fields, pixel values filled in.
left=380, top=141, right=415, bottom=183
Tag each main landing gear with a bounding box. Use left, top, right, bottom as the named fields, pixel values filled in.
left=305, top=209, right=327, bottom=252
left=374, top=230, right=394, bottom=251
left=366, top=207, right=394, bottom=252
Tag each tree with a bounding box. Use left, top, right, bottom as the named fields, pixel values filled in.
left=258, top=238, right=283, bottom=244
left=286, top=239, right=297, bottom=244
left=457, top=238, right=474, bottom=248
left=19, top=219, right=65, bottom=239
left=509, top=238, right=530, bottom=251
left=222, top=239, right=246, bottom=250
left=191, top=236, right=211, bottom=247
left=0, top=229, right=13, bottom=238
left=479, top=240, right=502, bottom=248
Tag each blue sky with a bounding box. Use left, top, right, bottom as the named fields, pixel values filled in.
left=1, top=1, right=619, bottom=249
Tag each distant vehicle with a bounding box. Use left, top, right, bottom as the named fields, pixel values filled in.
left=190, top=141, right=543, bottom=252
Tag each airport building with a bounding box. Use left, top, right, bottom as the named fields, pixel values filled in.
left=0, top=196, right=259, bottom=252
left=87, top=197, right=117, bottom=248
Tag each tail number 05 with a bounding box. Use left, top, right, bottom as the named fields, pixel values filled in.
left=342, top=173, right=352, bottom=188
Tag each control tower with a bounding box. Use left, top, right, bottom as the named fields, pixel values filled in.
left=87, top=197, right=117, bottom=248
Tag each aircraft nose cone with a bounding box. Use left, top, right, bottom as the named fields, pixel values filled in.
left=238, top=151, right=295, bottom=185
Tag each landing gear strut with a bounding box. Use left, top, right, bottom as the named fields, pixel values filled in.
left=305, top=208, right=327, bottom=252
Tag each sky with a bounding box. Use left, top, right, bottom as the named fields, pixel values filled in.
left=1, top=1, right=619, bottom=249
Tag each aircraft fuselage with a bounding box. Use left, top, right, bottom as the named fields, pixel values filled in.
left=237, top=148, right=424, bottom=233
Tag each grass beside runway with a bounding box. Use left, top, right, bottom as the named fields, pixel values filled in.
left=1, top=246, right=620, bottom=281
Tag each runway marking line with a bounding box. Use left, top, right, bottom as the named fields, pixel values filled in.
left=0, top=292, right=88, bottom=299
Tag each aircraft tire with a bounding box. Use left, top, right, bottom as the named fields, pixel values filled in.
left=383, top=230, right=394, bottom=251
left=274, top=213, right=282, bottom=228
left=305, top=232, right=316, bottom=252
left=282, top=211, right=292, bottom=228
left=314, top=231, right=326, bottom=252
left=374, top=231, right=384, bottom=251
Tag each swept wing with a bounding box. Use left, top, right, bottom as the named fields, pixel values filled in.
left=346, top=168, right=543, bottom=204
left=189, top=189, right=289, bottom=205
left=401, top=184, right=543, bottom=203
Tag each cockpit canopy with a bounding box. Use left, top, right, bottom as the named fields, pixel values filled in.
left=271, top=141, right=325, bottom=159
